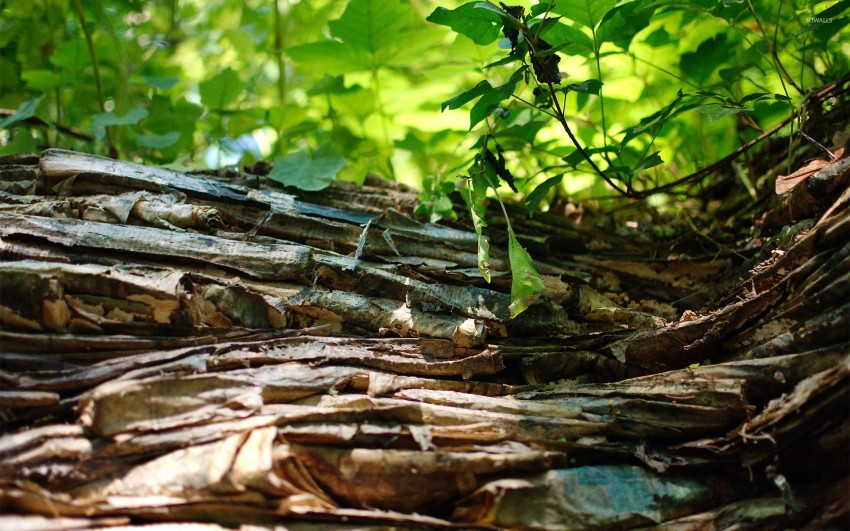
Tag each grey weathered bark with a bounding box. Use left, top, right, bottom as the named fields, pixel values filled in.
left=0, top=141, right=847, bottom=529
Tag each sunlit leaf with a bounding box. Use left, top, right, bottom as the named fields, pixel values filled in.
left=269, top=143, right=347, bottom=191
left=427, top=2, right=503, bottom=45
left=564, top=79, right=603, bottom=94
left=468, top=67, right=526, bottom=129
left=507, top=228, right=545, bottom=318
left=329, top=0, right=416, bottom=57
left=620, top=89, right=686, bottom=145
left=695, top=103, right=748, bottom=121
left=795, top=0, right=850, bottom=41
left=461, top=183, right=491, bottom=282
left=597, top=1, right=654, bottom=49
left=550, top=0, right=617, bottom=30
left=287, top=41, right=372, bottom=73
left=441, top=80, right=493, bottom=112
left=540, top=21, right=595, bottom=54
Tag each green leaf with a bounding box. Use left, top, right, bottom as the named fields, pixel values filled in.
left=630, top=152, right=663, bottom=174
left=199, top=68, right=244, bottom=110
left=268, top=143, right=347, bottom=191
left=427, top=2, right=503, bottom=45
left=620, top=89, right=686, bottom=145
left=287, top=41, right=372, bottom=73
left=596, top=1, right=654, bottom=49
left=267, top=105, right=311, bottom=130
left=680, top=33, right=732, bottom=84
left=562, top=146, right=617, bottom=168
left=525, top=174, right=563, bottom=216
left=644, top=26, right=673, bottom=47
left=144, top=96, right=202, bottom=159
left=441, top=80, right=493, bottom=112
left=564, top=79, right=603, bottom=94
left=540, top=21, right=595, bottom=54
left=550, top=0, right=617, bottom=30
left=0, top=95, right=44, bottom=129
left=140, top=76, right=179, bottom=90
left=461, top=183, right=491, bottom=282
left=49, top=40, right=90, bottom=71
left=795, top=0, right=850, bottom=40
left=738, top=92, right=771, bottom=104
left=718, top=64, right=755, bottom=84
left=136, top=131, right=180, bottom=149
left=507, top=228, right=545, bottom=318
left=469, top=90, right=508, bottom=130
left=307, top=75, right=352, bottom=96
left=329, top=0, right=415, bottom=57
left=21, top=70, right=65, bottom=90
left=430, top=193, right=456, bottom=222
left=0, top=129, right=38, bottom=155
left=468, top=67, right=526, bottom=129
left=91, top=106, right=149, bottom=131
left=474, top=2, right=507, bottom=16
left=695, top=103, right=748, bottom=121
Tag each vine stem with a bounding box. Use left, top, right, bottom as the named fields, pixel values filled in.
left=71, top=0, right=116, bottom=158
left=273, top=0, right=288, bottom=154
left=544, top=80, right=627, bottom=196
left=492, top=1, right=628, bottom=197
left=610, top=73, right=849, bottom=200
left=371, top=66, right=396, bottom=179
left=745, top=0, right=801, bottom=96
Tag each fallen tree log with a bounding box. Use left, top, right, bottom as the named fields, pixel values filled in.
left=0, top=134, right=848, bottom=530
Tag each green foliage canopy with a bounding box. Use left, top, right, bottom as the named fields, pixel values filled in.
left=0, top=0, right=847, bottom=313
left=1, top=0, right=846, bottom=198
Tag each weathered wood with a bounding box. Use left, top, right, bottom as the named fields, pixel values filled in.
left=1, top=142, right=848, bottom=529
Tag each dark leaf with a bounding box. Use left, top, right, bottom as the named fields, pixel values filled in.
left=563, top=79, right=603, bottom=94
left=530, top=38, right=561, bottom=84
left=0, top=95, right=44, bottom=129
left=525, top=174, right=563, bottom=216
left=91, top=106, right=149, bottom=131
left=630, top=152, right=664, bottom=174
left=441, top=80, right=493, bottom=112
left=498, top=3, right=525, bottom=52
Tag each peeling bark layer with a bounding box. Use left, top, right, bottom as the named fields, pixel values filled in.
left=0, top=142, right=848, bottom=530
